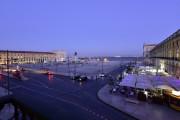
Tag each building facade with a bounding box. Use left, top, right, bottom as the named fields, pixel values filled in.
left=0, top=50, right=66, bottom=64
left=150, top=29, right=180, bottom=78
left=143, top=44, right=156, bottom=57
left=143, top=44, right=156, bottom=65
left=53, top=51, right=66, bottom=62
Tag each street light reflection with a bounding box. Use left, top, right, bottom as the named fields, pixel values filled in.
left=79, top=82, right=82, bottom=86
left=0, top=74, right=3, bottom=80
left=48, top=74, right=54, bottom=81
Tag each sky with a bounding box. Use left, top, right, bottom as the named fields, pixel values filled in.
left=0, top=0, right=180, bottom=57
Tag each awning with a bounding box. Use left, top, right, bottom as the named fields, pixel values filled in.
left=154, top=85, right=175, bottom=91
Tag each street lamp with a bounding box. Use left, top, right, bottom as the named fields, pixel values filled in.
left=101, top=57, right=104, bottom=74
left=67, top=56, right=70, bottom=76
left=74, top=52, right=77, bottom=76
left=6, top=50, right=10, bottom=95
left=55, top=58, right=58, bottom=72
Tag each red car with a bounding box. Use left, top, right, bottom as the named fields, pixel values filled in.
left=46, top=71, right=54, bottom=75
left=12, top=70, right=21, bottom=79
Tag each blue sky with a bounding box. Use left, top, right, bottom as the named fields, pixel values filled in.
left=0, top=0, right=180, bottom=56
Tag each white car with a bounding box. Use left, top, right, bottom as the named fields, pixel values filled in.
left=99, top=73, right=105, bottom=77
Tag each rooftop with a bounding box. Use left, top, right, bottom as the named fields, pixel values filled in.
left=151, top=29, right=180, bottom=52
left=0, top=50, right=55, bottom=54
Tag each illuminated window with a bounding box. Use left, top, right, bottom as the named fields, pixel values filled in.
left=177, top=49, right=179, bottom=58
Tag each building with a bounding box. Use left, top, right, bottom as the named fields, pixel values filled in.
left=150, top=29, right=180, bottom=78
left=0, top=50, right=66, bottom=64
left=143, top=44, right=156, bottom=57
left=143, top=44, right=156, bottom=65
left=53, top=50, right=66, bottom=62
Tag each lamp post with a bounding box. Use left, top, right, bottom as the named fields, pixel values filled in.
left=55, top=58, right=58, bottom=72
left=67, top=56, right=70, bottom=76
left=6, top=50, right=10, bottom=95
left=101, top=57, right=104, bottom=74
left=74, top=52, right=77, bottom=76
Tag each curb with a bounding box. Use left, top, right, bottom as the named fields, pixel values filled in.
left=96, top=84, right=138, bottom=120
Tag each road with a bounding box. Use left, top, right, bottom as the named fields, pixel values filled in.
left=8, top=66, right=135, bottom=120
left=19, top=61, right=122, bottom=76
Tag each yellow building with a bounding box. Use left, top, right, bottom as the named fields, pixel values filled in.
left=150, top=29, right=180, bottom=78
left=0, top=50, right=65, bottom=64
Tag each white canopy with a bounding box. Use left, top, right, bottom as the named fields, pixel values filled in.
left=154, top=85, right=175, bottom=91
left=120, top=74, right=180, bottom=91
left=119, top=74, right=136, bottom=87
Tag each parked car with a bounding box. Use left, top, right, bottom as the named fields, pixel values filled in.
left=110, top=88, right=117, bottom=93
left=12, top=70, right=21, bottom=80
left=46, top=71, right=54, bottom=75
left=99, top=73, right=105, bottom=77
left=72, top=75, right=88, bottom=82
left=97, top=73, right=107, bottom=79
left=43, top=69, right=54, bottom=75
left=110, top=85, right=120, bottom=94
left=79, top=75, right=88, bottom=82
left=72, top=75, right=81, bottom=80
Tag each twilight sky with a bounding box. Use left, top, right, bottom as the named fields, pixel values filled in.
left=0, top=0, right=180, bottom=57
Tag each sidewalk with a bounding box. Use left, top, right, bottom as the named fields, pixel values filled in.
left=0, top=103, right=14, bottom=120
left=0, top=87, right=12, bottom=98
left=0, top=87, right=14, bottom=120
left=97, top=85, right=180, bottom=120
